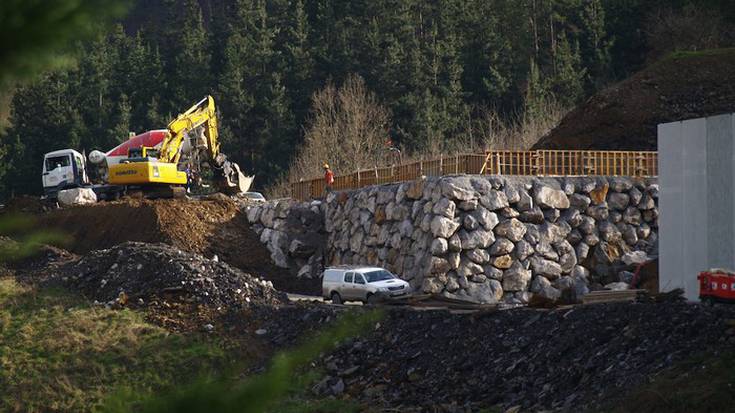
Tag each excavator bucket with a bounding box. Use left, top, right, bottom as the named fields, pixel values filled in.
left=218, top=160, right=253, bottom=194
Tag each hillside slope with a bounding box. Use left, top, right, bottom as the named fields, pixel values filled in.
left=533, top=49, right=735, bottom=150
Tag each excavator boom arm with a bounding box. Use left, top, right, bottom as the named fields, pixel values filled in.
left=158, top=95, right=220, bottom=165
left=109, top=95, right=251, bottom=194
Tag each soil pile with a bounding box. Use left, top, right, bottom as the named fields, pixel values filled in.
left=38, top=197, right=313, bottom=294
left=279, top=301, right=735, bottom=412
left=2, top=195, right=49, bottom=214
left=55, top=242, right=286, bottom=308
left=533, top=49, right=735, bottom=150
left=40, top=197, right=238, bottom=253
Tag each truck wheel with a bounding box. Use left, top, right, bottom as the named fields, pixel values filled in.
left=701, top=296, right=714, bottom=306
left=331, top=292, right=342, bottom=305
left=366, top=293, right=379, bottom=305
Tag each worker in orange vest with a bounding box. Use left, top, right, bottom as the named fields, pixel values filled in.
left=323, top=163, right=334, bottom=194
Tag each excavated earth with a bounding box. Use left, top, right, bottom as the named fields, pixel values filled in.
left=33, top=197, right=318, bottom=294
left=534, top=49, right=735, bottom=150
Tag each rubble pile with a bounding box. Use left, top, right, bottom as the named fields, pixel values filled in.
left=306, top=302, right=734, bottom=411
left=55, top=242, right=286, bottom=308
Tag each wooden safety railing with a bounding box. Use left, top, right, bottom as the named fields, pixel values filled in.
left=291, top=150, right=658, bottom=200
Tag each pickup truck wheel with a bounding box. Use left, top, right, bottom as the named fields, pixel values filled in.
left=366, top=293, right=379, bottom=305
left=330, top=292, right=342, bottom=305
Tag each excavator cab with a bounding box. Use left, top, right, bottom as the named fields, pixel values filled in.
left=124, top=147, right=159, bottom=162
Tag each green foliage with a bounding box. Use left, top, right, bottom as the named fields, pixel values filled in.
left=0, top=278, right=233, bottom=412
left=103, top=309, right=383, bottom=413
left=0, top=214, right=66, bottom=261
left=0, top=0, right=131, bottom=92
left=610, top=350, right=735, bottom=413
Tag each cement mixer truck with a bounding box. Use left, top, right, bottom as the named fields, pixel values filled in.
left=41, top=96, right=253, bottom=201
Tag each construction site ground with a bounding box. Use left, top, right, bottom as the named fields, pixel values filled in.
left=2, top=197, right=735, bottom=412
left=30, top=197, right=320, bottom=295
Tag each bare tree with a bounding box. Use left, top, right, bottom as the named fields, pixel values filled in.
left=268, top=74, right=391, bottom=198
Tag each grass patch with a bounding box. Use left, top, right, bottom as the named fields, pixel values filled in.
left=0, top=277, right=233, bottom=413
left=665, top=47, right=735, bottom=60
left=610, top=350, right=735, bottom=413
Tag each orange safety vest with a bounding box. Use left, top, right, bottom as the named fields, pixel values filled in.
left=325, top=169, right=334, bottom=185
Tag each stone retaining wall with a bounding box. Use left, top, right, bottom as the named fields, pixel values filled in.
left=246, top=199, right=326, bottom=279
left=248, top=175, right=658, bottom=304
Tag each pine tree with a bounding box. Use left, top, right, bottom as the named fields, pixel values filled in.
left=169, top=0, right=212, bottom=106
left=108, top=93, right=132, bottom=145
left=218, top=0, right=295, bottom=183
left=3, top=73, right=83, bottom=195
left=579, top=0, right=612, bottom=89
left=547, top=32, right=586, bottom=107
left=524, top=57, right=546, bottom=119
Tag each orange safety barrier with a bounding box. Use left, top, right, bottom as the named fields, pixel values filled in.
left=291, top=150, right=658, bottom=200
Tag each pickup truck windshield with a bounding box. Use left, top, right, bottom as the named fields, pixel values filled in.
left=364, top=270, right=394, bottom=283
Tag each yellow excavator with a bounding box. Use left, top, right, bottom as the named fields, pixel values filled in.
left=108, top=96, right=251, bottom=197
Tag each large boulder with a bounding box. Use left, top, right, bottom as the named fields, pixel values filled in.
left=58, top=187, right=97, bottom=206
left=530, top=276, right=561, bottom=302
left=440, top=179, right=475, bottom=201
left=569, top=193, right=591, bottom=210
left=494, top=218, right=527, bottom=242
left=489, top=238, right=515, bottom=256
left=479, top=190, right=509, bottom=211
left=430, top=238, right=449, bottom=255
left=406, top=179, right=425, bottom=199
left=472, top=207, right=499, bottom=230
left=514, top=239, right=535, bottom=261
left=466, top=248, right=490, bottom=264
left=533, top=186, right=570, bottom=209
left=460, top=279, right=503, bottom=303
left=502, top=263, right=532, bottom=291
left=531, top=257, right=563, bottom=279
left=422, top=277, right=444, bottom=294
left=431, top=216, right=460, bottom=238
left=432, top=198, right=456, bottom=218
left=607, top=192, right=630, bottom=210
left=459, top=228, right=495, bottom=249
left=621, top=250, right=650, bottom=265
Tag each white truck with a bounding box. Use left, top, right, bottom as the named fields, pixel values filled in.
left=42, top=148, right=126, bottom=201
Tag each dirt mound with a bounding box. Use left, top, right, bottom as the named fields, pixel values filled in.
left=2, top=195, right=49, bottom=214
left=55, top=242, right=285, bottom=308
left=40, top=197, right=238, bottom=253
left=205, top=212, right=321, bottom=295
left=533, top=49, right=735, bottom=150
left=36, top=197, right=316, bottom=294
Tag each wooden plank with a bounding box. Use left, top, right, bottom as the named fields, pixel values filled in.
left=582, top=289, right=645, bottom=304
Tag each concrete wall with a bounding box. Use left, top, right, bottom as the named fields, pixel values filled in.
left=658, top=113, right=735, bottom=301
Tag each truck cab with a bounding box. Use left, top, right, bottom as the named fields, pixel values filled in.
left=42, top=149, right=88, bottom=198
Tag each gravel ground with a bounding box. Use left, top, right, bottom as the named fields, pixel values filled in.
left=53, top=241, right=286, bottom=309
left=257, top=300, right=735, bottom=412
